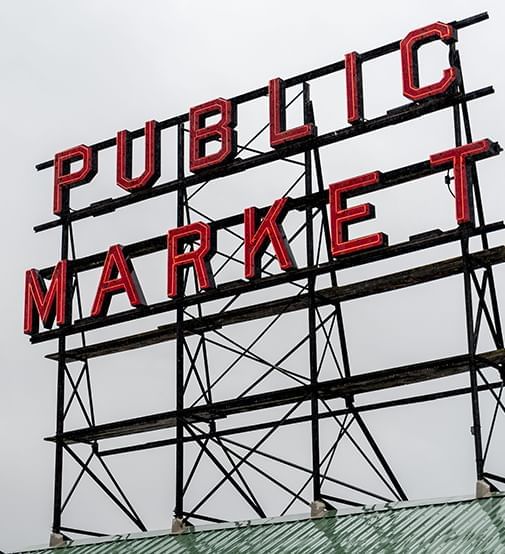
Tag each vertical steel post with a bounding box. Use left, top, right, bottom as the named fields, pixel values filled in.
left=461, top=230, right=485, bottom=479
left=311, top=139, right=350, bottom=377
left=52, top=187, right=71, bottom=535
left=310, top=103, right=406, bottom=502
left=175, top=123, right=185, bottom=519
left=452, top=45, right=504, bottom=352
left=451, top=44, right=485, bottom=481
left=304, top=83, right=321, bottom=502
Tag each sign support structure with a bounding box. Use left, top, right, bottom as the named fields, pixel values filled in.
left=25, top=12, right=505, bottom=540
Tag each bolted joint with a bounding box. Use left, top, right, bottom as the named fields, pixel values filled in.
left=49, top=532, right=66, bottom=547
left=476, top=480, right=491, bottom=499
left=171, top=517, right=186, bottom=534
left=310, top=500, right=327, bottom=519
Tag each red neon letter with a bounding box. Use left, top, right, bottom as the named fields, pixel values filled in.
left=430, top=140, right=493, bottom=225
left=345, top=52, right=364, bottom=124
left=244, top=197, right=295, bottom=279
left=90, top=245, right=146, bottom=318
left=400, top=22, right=458, bottom=102
left=167, top=222, right=215, bottom=297
left=329, top=172, right=387, bottom=256
left=24, top=260, right=68, bottom=334
left=269, top=78, right=315, bottom=148
left=189, top=98, right=237, bottom=173
left=116, top=120, right=161, bottom=191
left=53, top=145, right=97, bottom=215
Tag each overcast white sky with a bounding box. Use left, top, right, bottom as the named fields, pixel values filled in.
left=2, top=1, right=505, bottom=551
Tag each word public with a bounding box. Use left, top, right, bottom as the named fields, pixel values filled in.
left=23, top=22, right=493, bottom=334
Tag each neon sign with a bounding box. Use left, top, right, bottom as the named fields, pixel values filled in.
left=24, top=20, right=501, bottom=334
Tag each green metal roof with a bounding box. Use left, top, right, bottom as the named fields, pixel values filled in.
left=15, top=494, right=505, bottom=554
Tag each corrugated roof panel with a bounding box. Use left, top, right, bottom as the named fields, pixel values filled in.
left=14, top=495, right=505, bottom=554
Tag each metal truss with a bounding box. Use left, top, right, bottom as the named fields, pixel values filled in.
left=29, top=12, right=505, bottom=540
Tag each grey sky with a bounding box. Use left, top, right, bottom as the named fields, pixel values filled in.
left=1, top=1, right=505, bottom=551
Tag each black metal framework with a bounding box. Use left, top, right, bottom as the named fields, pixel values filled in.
left=30, top=12, right=505, bottom=539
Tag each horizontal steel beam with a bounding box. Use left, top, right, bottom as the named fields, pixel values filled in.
left=35, top=12, right=488, bottom=172
left=44, top=246, right=505, bottom=361
left=37, top=144, right=502, bottom=279
left=32, top=222, right=505, bottom=343
left=45, top=347, right=505, bottom=444
left=97, top=380, right=504, bottom=456
left=34, top=86, right=493, bottom=232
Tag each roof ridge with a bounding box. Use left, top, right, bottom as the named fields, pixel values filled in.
left=15, top=492, right=505, bottom=553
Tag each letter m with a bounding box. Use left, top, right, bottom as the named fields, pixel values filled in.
left=24, top=260, right=68, bottom=335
